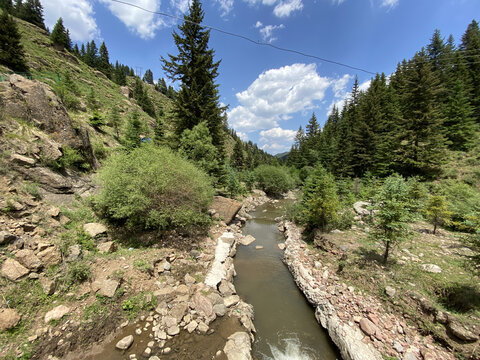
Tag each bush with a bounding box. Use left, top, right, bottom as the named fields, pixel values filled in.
left=299, top=164, right=340, bottom=232
left=89, top=111, right=105, bottom=129
left=253, top=165, right=294, bottom=196
left=96, top=145, right=214, bottom=232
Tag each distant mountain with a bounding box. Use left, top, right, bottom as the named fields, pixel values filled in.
left=275, top=152, right=289, bottom=162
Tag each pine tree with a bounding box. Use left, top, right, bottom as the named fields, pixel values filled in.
left=72, top=44, right=80, bottom=57
left=113, top=61, right=127, bottom=86
left=0, top=12, right=27, bottom=72
left=133, top=78, right=155, bottom=117
left=156, top=78, right=168, bottom=94
left=162, top=0, right=225, bottom=154
left=109, top=106, right=121, bottom=138
left=17, top=0, right=45, bottom=29
left=84, top=40, right=98, bottom=67
left=143, top=69, right=154, bottom=85
left=0, top=0, right=13, bottom=13
left=460, top=20, right=480, bottom=122
left=124, top=111, right=143, bottom=149
left=231, top=139, right=245, bottom=170
left=50, top=18, right=71, bottom=50
left=396, top=50, right=447, bottom=178
left=97, top=42, right=111, bottom=78
left=425, top=195, right=451, bottom=235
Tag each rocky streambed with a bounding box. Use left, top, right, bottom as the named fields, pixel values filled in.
left=279, top=221, right=456, bottom=360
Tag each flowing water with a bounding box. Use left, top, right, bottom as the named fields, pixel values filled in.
left=234, top=201, right=340, bottom=360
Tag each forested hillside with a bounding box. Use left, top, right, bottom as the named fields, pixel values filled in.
left=288, top=21, right=480, bottom=183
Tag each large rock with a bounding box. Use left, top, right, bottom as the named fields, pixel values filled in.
left=116, top=335, right=134, bottom=350
left=99, top=279, right=119, bottom=298
left=353, top=201, right=370, bottom=216
left=223, top=332, right=252, bottom=360
left=37, top=246, right=61, bottom=266
left=0, top=231, right=17, bottom=245
left=14, top=249, right=42, bottom=271
left=11, top=154, right=36, bottom=166
left=239, top=235, right=255, bottom=246
left=66, top=244, right=82, bottom=262
left=192, top=292, right=213, bottom=317
left=44, top=305, right=70, bottom=323
left=210, top=196, right=242, bottom=224
left=97, top=241, right=116, bottom=254
left=83, top=223, right=107, bottom=238
left=447, top=321, right=479, bottom=342
left=16, top=166, right=73, bottom=194
left=1, top=258, right=29, bottom=281
left=420, top=264, right=442, bottom=274
left=0, top=308, right=22, bottom=331
left=0, top=74, right=97, bottom=169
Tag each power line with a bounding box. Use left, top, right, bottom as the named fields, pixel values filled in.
left=107, top=0, right=377, bottom=75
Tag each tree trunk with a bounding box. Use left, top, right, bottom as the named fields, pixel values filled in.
left=383, top=241, right=390, bottom=264
left=433, top=222, right=437, bottom=235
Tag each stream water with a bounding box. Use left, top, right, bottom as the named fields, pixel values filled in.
left=234, top=200, right=340, bottom=360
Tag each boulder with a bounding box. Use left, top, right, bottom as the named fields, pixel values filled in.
left=223, top=332, right=252, bottom=360
left=239, top=235, right=255, bottom=246
left=224, top=295, right=240, bottom=308
left=0, top=308, right=22, bottom=331
left=447, top=321, right=479, bottom=342
left=66, top=244, right=82, bottom=262
left=46, top=207, right=60, bottom=218
left=210, top=196, right=242, bottom=224
left=40, top=277, right=56, bottom=295
left=1, top=258, right=29, bottom=281
left=186, top=320, right=198, bottom=333
left=44, top=305, right=70, bottom=323
left=0, top=231, right=17, bottom=245
left=213, top=303, right=227, bottom=317
left=116, top=335, right=134, bottom=350
left=14, top=249, right=42, bottom=271
left=11, top=154, right=36, bottom=166
left=420, top=264, right=442, bottom=274
left=16, top=166, right=73, bottom=194
left=83, top=223, right=107, bottom=238
left=192, top=292, right=213, bottom=317
left=167, top=325, right=180, bottom=336
left=97, top=241, right=116, bottom=254
left=99, top=279, right=119, bottom=298
left=359, top=318, right=377, bottom=337
left=37, top=246, right=61, bottom=266
left=385, top=286, right=396, bottom=298
left=219, top=280, right=236, bottom=296
left=353, top=201, right=371, bottom=216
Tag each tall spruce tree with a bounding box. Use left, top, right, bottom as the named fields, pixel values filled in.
left=162, top=0, right=225, bottom=154
left=460, top=20, right=480, bottom=122
left=143, top=69, right=154, bottom=84
left=231, top=139, right=245, bottom=170
left=17, top=0, right=44, bottom=29
left=0, top=0, right=13, bottom=13
left=97, top=42, right=111, bottom=78
left=0, top=12, right=27, bottom=72
left=50, top=18, right=71, bottom=50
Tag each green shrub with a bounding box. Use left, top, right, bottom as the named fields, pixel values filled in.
left=23, top=182, right=42, bottom=200
left=65, top=261, right=91, bottom=285
left=96, top=145, right=213, bottom=232
left=253, top=165, right=294, bottom=196
left=89, top=111, right=105, bottom=129
left=299, top=164, right=340, bottom=232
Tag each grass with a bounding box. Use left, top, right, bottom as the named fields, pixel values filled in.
left=133, top=259, right=153, bottom=273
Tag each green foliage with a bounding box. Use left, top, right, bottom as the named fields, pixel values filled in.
left=123, top=111, right=143, bottom=150
left=55, top=146, right=89, bottom=171
left=108, top=106, right=121, bottom=138
left=50, top=17, right=71, bottom=50
left=425, top=195, right=452, bottom=234
left=89, top=111, right=105, bottom=129
left=178, top=121, right=220, bottom=178
left=133, top=259, right=153, bottom=273
left=299, top=164, right=340, bottom=232
left=239, top=170, right=255, bottom=192
left=64, top=261, right=91, bottom=286
left=121, top=292, right=156, bottom=319
left=225, top=164, right=241, bottom=197
left=0, top=11, right=28, bottom=71
left=133, top=78, right=155, bottom=117
left=438, top=180, right=480, bottom=230
left=87, top=88, right=99, bottom=111
left=406, top=176, right=429, bottom=214
left=253, top=165, right=294, bottom=196
left=371, top=174, right=413, bottom=263
left=143, top=69, right=154, bottom=84
left=22, top=181, right=42, bottom=200
left=96, top=145, right=213, bottom=232
left=92, top=140, right=109, bottom=161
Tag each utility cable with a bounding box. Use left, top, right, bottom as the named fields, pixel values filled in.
left=107, top=0, right=377, bottom=75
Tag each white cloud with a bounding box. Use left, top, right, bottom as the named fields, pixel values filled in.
left=228, top=63, right=331, bottom=132
left=100, top=0, right=165, bottom=39
left=256, top=23, right=285, bottom=43
left=359, top=79, right=372, bottom=92
left=332, top=74, right=351, bottom=98
left=172, top=0, right=191, bottom=13
left=259, top=127, right=296, bottom=152
left=237, top=131, right=249, bottom=141
left=43, top=0, right=99, bottom=42
left=215, top=0, right=234, bottom=16
left=273, top=0, right=303, bottom=17
left=380, top=0, right=399, bottom=9
left=243, top=0, right=303, bottom=17
left=332, top=0, right=346, bottom=4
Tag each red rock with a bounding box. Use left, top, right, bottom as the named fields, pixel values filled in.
left=368, top=313, right=379, bottom=325
left=360, top=318, right=377, bottom=337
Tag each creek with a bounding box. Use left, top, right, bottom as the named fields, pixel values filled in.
left=234, top=200, right=340, bottom=360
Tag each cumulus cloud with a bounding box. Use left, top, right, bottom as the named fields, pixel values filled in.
left=99, top=0, right=165, bottom=39
left=43, top=0, right=99, bottom=42
left=332, top=0, right=346, bottom=4
left=326, top=78, right=372, bottom=117
left=215, top=0, right=234, bottom=16
left=380, top=0, right=399, bottom=9
left=172, top=0, right=191, bottom=13
left=243, top=0, right=303, bottom=17
left=359, top=79, right=372, bottom=92
left=273, top=0, right=303, bottom=17
left=332, top=74, right=352, bottom=98
left=259, top=127, right=296, bottom=153
left=255, top=22, right=285, bottom=43
left=228, top=63, right=331, bottom=132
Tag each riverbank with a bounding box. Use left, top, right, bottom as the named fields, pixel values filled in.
left=280, top=221, right=458, bottom=360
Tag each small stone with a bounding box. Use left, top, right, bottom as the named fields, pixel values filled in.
left=359, top=318, right=376, bottom=336
left=116, top=335, right=134, bottom=350
left=163, top=261, right=171, bottom=271
left=197, top=322, right=209, bottom=334
left=447, top=321, right=479, bottom=342
left=278, top=243, right=286, bottom=250
left=163, top=347, right=171, bottom=354
left=44, top=305, right=70, bottom=323
left=184, top=273, right=196, bottom=285
left=40, top=278, right=56, bottom=295
left=385, top=286, right=396, bottom=298
left=0, top=231, right=17, bottom=245
left=239, top=235, right=255, bottom=246
left=135, top=328, right=142, bottom=335
left=99, top=279, right=119, bottom=298
left=167, top=325, right=180, bottom=336
left=66, top=245, right=82, bottom=262
left=255, top=246, right=264, bottom=250
left=224, top=295, right=240, bottom=308
left=213, top=304, right=227, bottom=317
left=0, top=308, right=22, bottom=331
left=420, top=264, right=442, bottom=273
left=47, top=207, right=60, bottom=218
left=15, top=249, right=42, bottom=271
left=186, top=320, right=198, bottom=333
left=393, top=341, right=404, bottom=353
left=37, top=246, right=61, bottom=267
left=143, top=347, right=152, bottom=356
left=97, top=241, right=116, bottom=254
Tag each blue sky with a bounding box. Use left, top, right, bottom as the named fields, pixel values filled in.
left=42, top=0, right=480, bottom=154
